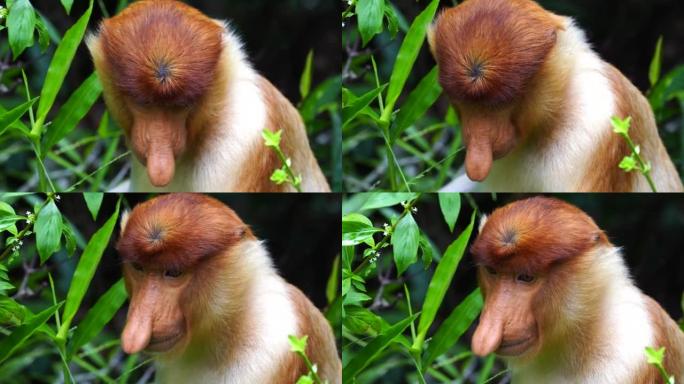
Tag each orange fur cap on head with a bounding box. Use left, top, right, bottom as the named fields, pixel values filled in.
left=430, top=0, right=563, bottom=106
left=471, top=197, right=608, bottom=274
left=97, top=0, right=224, bottom=106
left=117, top=194, right=251, bottom=271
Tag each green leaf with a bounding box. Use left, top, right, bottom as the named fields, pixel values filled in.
left=60, top=0, right=74, bottom=14
left=299, top=50, right=314, bottom=100
left=59, top=197, right=120, bottom=337
left=422, top=288, right=483, bottom=366
left=296, top=376, right=314, bottom=384
left=42, top=72, right=102, bottom=151
left=83, top=192, right=104, bottom=221
left=391, top=66, right=442, bottom=141
left=0, top=97, right=38, bottom=137
left=288, top=334, right=308, bottom=354
left=360, top=192, right=418, bottom=211
left=34, top=16, right=49, bottom=52
left=326, top=255, right=340, bottom=304
left=262, top=129, right=282, bottom=147
left=0, top=297, right=28, bottom=327
left=649, top=36, right=663, bottom=88
left=0, top=303, right=62, bottom=364
left=619, top=156, right=637, bottom=172
left=344, top=306, right=383, bottom=335
left=419, top=234, right=433, bottom=269
left=645, top=346, right=665, bottom=365
left=357, top=0, right=384, bottom=46
left=611, top=116, right=631, bottom=135
left=414, top=210, right=476, bottom=348
left=342, top=84, right=387, bottom=126
left=61, top=220, right=76, bottom=257
left=438, top=193, right=461, bottom=232
left=270, top=168, right=288, bottom=184
left=7, top=0, right=36, bottom=59
left=343, top=288, right=372, bottom=307
left=0, top=202, right=18, bottom=236
left=384, top=0, right=439, bottom=113
left=35, top=0, right=94, bottom=128
left=391, top=213, right=420, bottom=275
left=384, top=3, right=399, bottom=37
left=67, top=279, right=127, bottom=358
left=35, top=200, right=63, bottom=264
left=342, top=213, right=381, bottom=246
left=343, top=314, right=418, bottom=383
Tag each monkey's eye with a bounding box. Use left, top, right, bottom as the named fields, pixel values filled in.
left=131, top=262, right=143, bottom=272
left=517, top=273, right=535, bottom=283
left=484, top=266, right=497, bottom=275
left=164, top=269, right=183, bottom=278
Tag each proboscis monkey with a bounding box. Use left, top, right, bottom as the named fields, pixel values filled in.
left=470, top=197, right=684, bottom=383
left=116, top=194, right=341, bottom=383
left=88, top=0, right=330, bottom=192
left=429, top=0, right=683, bottom=192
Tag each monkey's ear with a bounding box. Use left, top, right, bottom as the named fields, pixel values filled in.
left=427, top=23, right=437, bottom=58
left=478, top=214, right=488, bottom=233
left=120, top=210, right=130, bottom=235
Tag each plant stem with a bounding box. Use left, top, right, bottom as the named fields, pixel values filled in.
left=273, top=145, right=302, bottom=192
left=620, top=133, right=657, bottom=192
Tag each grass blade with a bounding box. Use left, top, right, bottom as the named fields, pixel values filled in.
left=299, top=50, right=314, bottom=100
left=35, top=0, right=94, bottom=130
left=391, top=66, right=442, bottom=141
left=83, top=192, right=104, bottom=221
left=649, top=36, right=663, bottom=88
left=42, top=72, right=102, bottom=151
left=0, top=97, right=38, bottom=137
left=58, top=197, right=120, bottom=339
left=383, top=0, right=439, bottom=116
left=414, top=210, right=476, bottom=349
left=0, top=303, right=62, bottom=364
left=343, top=313, right=418, bottom=383
left=342, top=84, right=387, bottom=126
left=422, top=288, right=482, bottom=367
left=360, top=192, right=418, bottom=211
left=67, top=279, right=127, bottom=358
left=438, top=193, right=461, bottom=233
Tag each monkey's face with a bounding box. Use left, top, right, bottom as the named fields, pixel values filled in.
left=126, top=104, right=189, bottom=187
left=121, top=262, right=192, bottom=355
left=472, top=267, right=542, bottom=358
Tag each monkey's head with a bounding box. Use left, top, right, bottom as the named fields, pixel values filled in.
left=88, top=0, right=224, bottom=187
left=469, top=197, right=607, bottom=359
left=428, top=0, right=564, bottom=181
left=116, top=193, right=251, bottom=355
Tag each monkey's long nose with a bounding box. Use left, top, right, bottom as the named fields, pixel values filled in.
left=471, top=311, right=503, bottom=356
left=121, top=309, right=153, bottom=354
left=465, top=135, right=493, bottom=182
left=146, top=146, right=175, bottom=187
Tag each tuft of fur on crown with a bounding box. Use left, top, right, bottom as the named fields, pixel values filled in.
left=96, top=0, right=224, bottom=107
left=471, top=197, right=608, bottom=274
left=431, top=0, right=563, bottom=106
left=117, top=194, right=251, bottom=270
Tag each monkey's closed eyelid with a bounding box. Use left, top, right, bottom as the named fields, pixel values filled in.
left=516, top=273, right=535, bottom=283
left=484, top=266, right=497, bottom=275
left=164, top=269, right=183, bottom=278
left=131, top=262, right=144, bottom=272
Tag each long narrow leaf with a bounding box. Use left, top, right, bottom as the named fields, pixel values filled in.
left=342, top=84, right=387, bottom=126
left=0, top=303, right=62, bottom=364
left=35, top=0, right=94, bottom=126
left=67, top=279, right=127, bottom=358
left=392, top=66, right=442, bottom=141
left=42, top=72, right=102, bottom=151
left=343, top=313, right=418, bottom=383
left=83, top=192, right=104, bottom=221
left=415, top=210, right=476, bottom=346
left=422, top=288, right=482, bottom=366
left=0, top=97, right=38, bottom=137
left=384, top=0, right=439, bottom=113
left=59, top=197, right=120, bottom=336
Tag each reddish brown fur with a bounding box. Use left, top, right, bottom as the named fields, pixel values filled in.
left=471, top=197, right=607, bottom=274
left=98, top=0, right=223, bottom=107
left=432, top=0, right=563, bottom=106
left=270, top=285, right=341, bottom=383
left=636, top=296, right=684, bottom=383
left=117, top=194, right=251, bottom=271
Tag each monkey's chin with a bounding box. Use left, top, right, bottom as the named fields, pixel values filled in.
left=145, top=332, right=184, bottom=353
left=496, top=337, right=535, bottom=357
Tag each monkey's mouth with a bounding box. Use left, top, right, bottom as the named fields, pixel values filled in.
left=496, top=336, right=534, bottom=356
left=145, top=332, right=184, bottom=353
